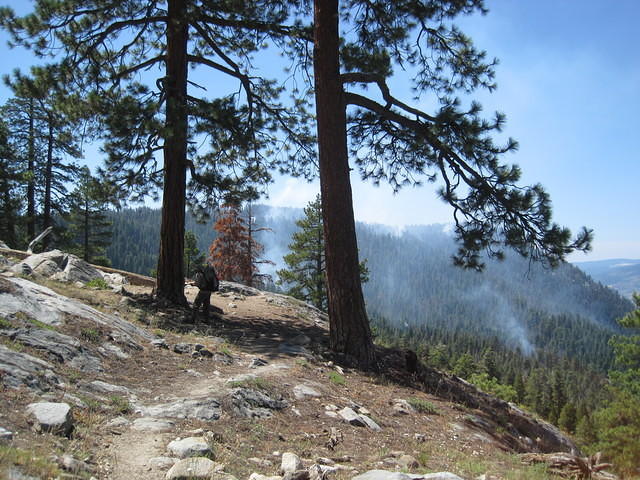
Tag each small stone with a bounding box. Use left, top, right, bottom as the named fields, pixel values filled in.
left=249, top=358, right=268, bottom=368
left=167, top=436, right=212, bottom=459
left=227, top=302, right=238, bottom=309
left=0, top=426, right=14, bottom=442
left=359, top=414, right=382, bottom=432
left=105, top=416, right=131, bottom=428
left=60, top=454, right=93, bottom=473
left=337, top=407, right=365, bottom=427
left=281, top=452, right=304, bottom=474
left=165, top=457, right=224, bottom=480
left=293, top=384, right=321, bottom=400
left=248, top=457, right=274, bottom=468
left=194, top=344, right=205, bottom=351
left=316, top=458, right=335, bottom=466
left=199, top=348, right=214, bottom=358
left=26, top=402, right=73, bottom=436
left=173, top=343, right=192, bottom=354
left=392, top=399, right=415, bottom=416
left=397, top=455, right=419, bottom=469
left=151, top=338, right=169, bottom=349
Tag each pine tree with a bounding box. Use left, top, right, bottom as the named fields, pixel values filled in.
left=0, top=118, right=23, bottom=248
left=66, top=166, right=112, bottom=265
left=311, top=0, right=592, bottom=368
left=277, top=195, right=327, bottom=310
left=0, top=1, right=314, bottom=304
left=209, top=204, right=270, bottom=286
left=184, top=231, right=205, bottom=279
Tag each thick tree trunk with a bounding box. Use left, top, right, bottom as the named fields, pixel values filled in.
left=313, top=0, right=376, bottom=369
left=42, top=121, right=53, bottom=251
left=156, top=0, right=189, bottom=305
left=27, top=98, right=35, bottom=241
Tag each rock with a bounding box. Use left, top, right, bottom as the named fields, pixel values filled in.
left=101, top=271, right=128, bottom=287
left=228, top=302, right=238, bottom=309
left=98, top=342, right=130, bottom=359
left=11, top=263, right=33, bottom=277
left=231, top=388, right=288, bottom=419
left=0, top=426, right=13, bottom=442
left=167, top=436, right=212, bottom=459
left=174, top=343, right=192, bottom=354
left=119, top=296, right=135, bottom=307
left=392, top=399, right=415, bottom=416
left=6, top=466, right=40, bottom=480
left=2, top=327, right=103, bottom=372
left=337, top=407, right=365, bottom=426
left=0, top=276, right=153, bottom=344
left=0, top=240, right=9, bottom=249
left=293, top=384, right=321, bottom=400
left=248, top=457, right=274, bottom=468
left=278, top=343, right=311, bottom=356
left=283, top=471, right=310, bottom=480
left=0, top=344, right=61, bottom=392
left=249, top=357, right=268, bottom=368
left=131, top=418, right=175, bottom=432
left=316, top=458, right=335, bottom=466
left=142, top=398, right=221, bottom=421
left=152, top=338, right=169, bottom=349
left=149, top=456, right=179, bottom=470
left=281, top=452, right=304, bottom=474
left=249, top=474, right=282, bottom=480
left=359, top=414, right=382, bottom=432
left=60, top=454, right=93, bottom=473
left=397, top=455, right=419, bottom=469
left=165, top=457, right=223, bottom=480
left=198, top=348, right=214, bottom=358
left=353, top=474, right=461, bottom=480
left=26, top=402, right=73, bottom=436
left=309, top=464, right=336, bottom=480
left=105, top=416, right=131, bottom=428
left=85, top=380, right=131, bottom=396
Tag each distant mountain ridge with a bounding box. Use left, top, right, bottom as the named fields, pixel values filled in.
left=574, top=258, right=640, bottom=299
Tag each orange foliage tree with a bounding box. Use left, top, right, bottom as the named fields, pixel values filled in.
left=209, top=203, right=271, bottom=287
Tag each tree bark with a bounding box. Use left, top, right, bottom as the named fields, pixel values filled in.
left=313, top=0, right=376, bottom=369
left=27, top=98, right=35, bottom=241
left=156, top=0, right=188, bottom=305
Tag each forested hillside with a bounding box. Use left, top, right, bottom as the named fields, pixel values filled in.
left=106, top=206, right=632, bottom=368
left=575, top=258, right=640, bottom=299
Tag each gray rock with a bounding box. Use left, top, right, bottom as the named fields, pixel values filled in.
left=198, top=348, right=213, bottom=358
left=98, top=342, right=130, bottom=359
left=0, top=240, right=9, bottom=249
left=85, top=380, right=131, bottom=396
left=165, top=457, right=223, bottom=480
left=26, top=402, right=73, bottom=436
left=152, top=338, right=169, bottom=349
left=173, top=343, right=192, bottom=354
left=249, top=474, right=282, bottom=480
left=0, top=344, right=61, bottom=392
left=231, top=388, right=288, bottom=418
left=10, top=263, right=33, bottom=277
left=142, top=398, right=221, bottom=421
left=289, top=334, right=311, bottom=346
left=338, top=407, right=365, bottom=426
left=0, top=276, right=153, bottom=345
left=247, top=457, right=274, bottom=468
left=149, top=456, right=179, bottom=470
left=60, top=454, right=93, bottom=473
left=249, top=357, right=268, bottom=368
left=351, top=472, right=415, bottom=480
left=359, top=414, right=382, bottom=432
left=397, top=455, right=419, bottom=470
left=281, top=452, right=304, bottom=474
left=167, top=437, right=212, bottom=459
left=293, top=384, right=321, bottom=400
left=392, top=399, right=415, bottom=416
left=422, top=474, right=465, bottom=480
left=278, top=343, right=311, bottom=356
left=131, top=417, right=175, bottom=432
left=0, top=426, right=13, bottom=442
left=2, top=327, right=103, bottom=372
left=105, top=416, right=131, bottom=428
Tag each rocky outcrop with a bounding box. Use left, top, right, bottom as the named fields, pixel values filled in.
left=0, top=344, right=61, bottom=392
left=231, top=388, right=288, bottom=418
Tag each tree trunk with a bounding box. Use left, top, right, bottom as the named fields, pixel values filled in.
left=27, top=98, right=35, bottom=240
left=42, top=121, right=53, bottom=251
left=83, top=199, right=89, bottom=262
left=313, top=0, right=376, bottom=369
left=156, top=0, right=189, bottom=305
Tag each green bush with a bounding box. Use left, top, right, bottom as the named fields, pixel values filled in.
left=86, top=277, right=109, bottom=289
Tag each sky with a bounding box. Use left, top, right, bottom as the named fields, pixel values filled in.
left=0, top=0, right=638, bottom=261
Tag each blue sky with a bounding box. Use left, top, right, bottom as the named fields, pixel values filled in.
left=1, top=0, right=638, bottom=261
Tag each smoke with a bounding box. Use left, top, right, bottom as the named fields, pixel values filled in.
left=461, top=283, right=535, bottom=356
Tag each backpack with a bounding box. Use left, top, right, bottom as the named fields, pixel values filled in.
left=195, top=265, right=219, bottom=291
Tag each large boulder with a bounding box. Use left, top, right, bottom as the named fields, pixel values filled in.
left=167, top=437, right=212, bottom=459
left=26, top=402, right=73, bottom=436
left=0, top=344, right=61, bottom=392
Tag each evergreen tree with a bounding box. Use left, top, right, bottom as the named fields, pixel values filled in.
left=184, top=231, right=205, bottom=279
left=277, top=195, right=327, bottom=310
left=558, top=402, right=577, bottom=434
left=594, top=293, right=640, bottom=473
left=311, top=0, right=592, bottom=368
left=0, top=118, right=23, bottom=248
left=0, top=0, right=314, bottom=304
left=66, top=166, right=112, bottom=265
left=3, top=67, right=84, bottom=248
left=209, top=203, right=270, bottom=286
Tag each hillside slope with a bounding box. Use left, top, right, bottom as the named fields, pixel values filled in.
left=0, top=250, right=612, bottom=480
left=574, top=259, right=640, bottom=299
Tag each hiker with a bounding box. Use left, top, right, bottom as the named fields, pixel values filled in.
left=192, top=263, right=220, bottom=321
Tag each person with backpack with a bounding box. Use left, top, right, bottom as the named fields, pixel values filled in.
left=191, top=263, right=220, bottom=322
